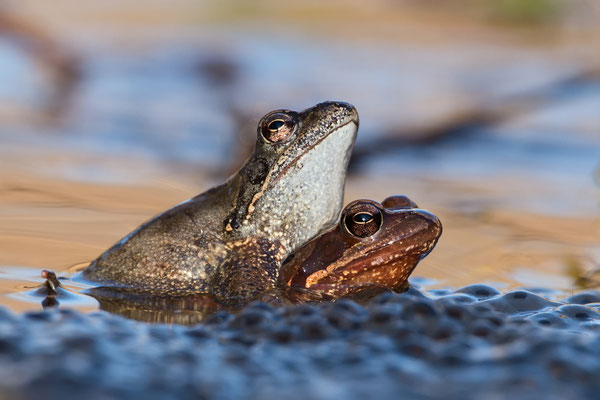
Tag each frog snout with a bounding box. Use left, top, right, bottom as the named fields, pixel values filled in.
left=315, top=101, right=359, bottom=125
left=407, top=209, right=443, bottom=244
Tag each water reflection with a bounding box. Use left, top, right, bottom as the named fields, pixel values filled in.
left=26, top=266, right=600, bottom=326
left=85, top=287, right=224, bottom=325
left=16, top=268, right=226, bottom=324
left=22, top=267, right=398, bottom=324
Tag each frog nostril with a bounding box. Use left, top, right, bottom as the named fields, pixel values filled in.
left=415, top=210, right=441, bottom=227
left=401, top=209, right=442, bottom=242
left=316, top=101, right=359, bottom=124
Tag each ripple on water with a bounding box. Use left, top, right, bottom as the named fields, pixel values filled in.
left=0, top=266, right=98, bottom=312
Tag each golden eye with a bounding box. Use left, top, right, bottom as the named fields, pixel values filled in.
left=260, top=111, right=298, bottom=143
left=342, top=201, right=383, bottom=238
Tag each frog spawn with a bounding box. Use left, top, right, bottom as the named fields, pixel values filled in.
left=3, top=286, right=600, bottom=399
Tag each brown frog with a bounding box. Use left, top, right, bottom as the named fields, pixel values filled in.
left=280, top=195, right=442, bottom=301
left=82, top=102, right=359, bottom=306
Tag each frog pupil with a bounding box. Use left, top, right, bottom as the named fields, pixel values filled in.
left=353, top=212, right=373, bottom=224
left=268, top=119, right=285, bottom=131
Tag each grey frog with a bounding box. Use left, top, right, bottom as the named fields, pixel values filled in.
left=82, top=101, right=359, bottom=305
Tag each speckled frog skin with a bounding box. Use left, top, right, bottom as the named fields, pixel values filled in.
left=280, top=195, right=442, bottom=301
left=75, top=195, right=440, bottom=324
left=82, top=101, right=359, bottom=305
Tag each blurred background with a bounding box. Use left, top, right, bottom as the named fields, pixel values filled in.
left=0, top=0, right=598, bottom=312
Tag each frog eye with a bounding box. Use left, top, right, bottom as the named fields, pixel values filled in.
left=260, top=111, right=298, bottom=144
left=342, top=201, right=383, bottom=238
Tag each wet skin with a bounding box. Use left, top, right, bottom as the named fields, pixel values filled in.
left=41, top=195, right=440, bottom=323
left=82, top=102, right=358, bottom=306
left=280, top=195, right=442, bottom=301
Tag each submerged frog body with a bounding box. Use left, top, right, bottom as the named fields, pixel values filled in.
left=280, top=195, right=442, bottom=300
left=82, top=102, right=359, bottom=305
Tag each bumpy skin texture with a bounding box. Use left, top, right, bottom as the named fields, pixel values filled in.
left=74, top=196, right=442, bottom=322
left=82, top=102, right=359, bottom=305
left=280, top=196, right=442, bottom=301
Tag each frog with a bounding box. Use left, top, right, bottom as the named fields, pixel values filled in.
left=45, top=197, right=439, bottom=324
left=81, top=101, right=359, bottom=306
left=279, top=195, right=442, bottom=301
